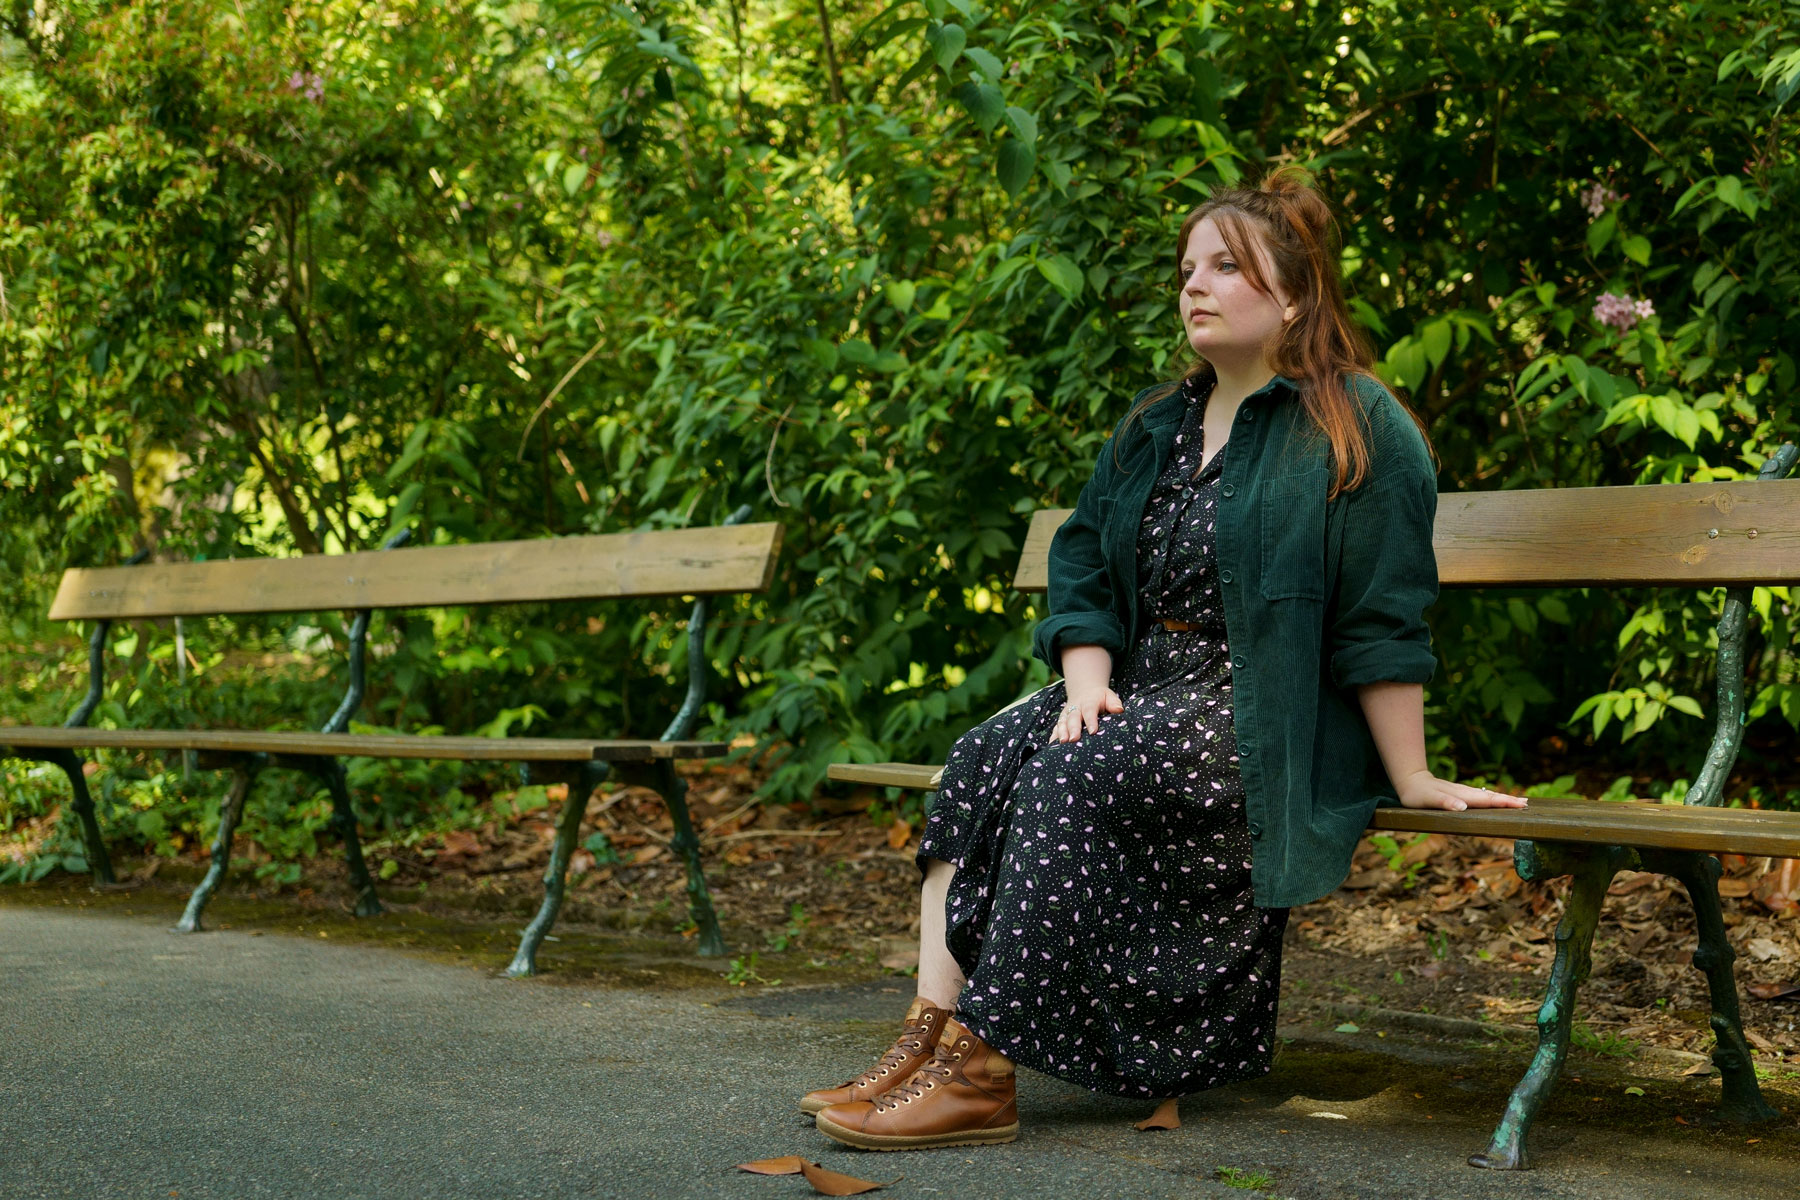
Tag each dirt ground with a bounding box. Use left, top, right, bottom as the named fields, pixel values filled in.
left=10, top=756, right=1800, bottom=1071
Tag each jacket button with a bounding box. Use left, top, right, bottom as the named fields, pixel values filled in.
left=1239, top=741, right=1255, bottom=757
left=1241, top=410, right=1255, bottom=422
left=1231, top=654, right=1246, bottom=669
left=1221, top=483, right=1236, bottom=498
left=1220, top=569, right=1233, bottom=584
left=1249, top=821, right=1264, bottom=838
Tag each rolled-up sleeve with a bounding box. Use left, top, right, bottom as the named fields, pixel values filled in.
left=1031, top=467, right=1126, bottom=674
left=1328, top=405, right=1440, bottom=690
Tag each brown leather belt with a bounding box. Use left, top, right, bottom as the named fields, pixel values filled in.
left=1160, top=619, right=1203, bottom=631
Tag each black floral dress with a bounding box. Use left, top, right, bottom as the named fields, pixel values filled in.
left=915, top=381, right=1290, bottom=1100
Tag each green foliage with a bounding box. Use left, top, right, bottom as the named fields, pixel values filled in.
left=4, top=0, right=1800, bottom=886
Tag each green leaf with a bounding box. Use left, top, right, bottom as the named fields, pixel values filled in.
left=1003, top=106, right=1038, bottom=146
left=1622, top=234, right=1651, bottom=266
left=996, top=138, right=1035, bottom=198
left=1036, top=254, right=1084, bottom=300
left=886, top=279, right=916, bottom=313
left=1585, top=210, right=1617, bottom=256
left=927, top=22, right=965, bottom=70
left=562, top=162, right=588, bottom=197
left=964, top=46, right=1004, bottom=81
left=954, top=81, right=1005, bottom=133
left=1419, top=319, right=1451, bottom=368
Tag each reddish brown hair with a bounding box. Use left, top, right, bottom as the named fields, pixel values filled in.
left=1123, top=165, right=1434, bottom=499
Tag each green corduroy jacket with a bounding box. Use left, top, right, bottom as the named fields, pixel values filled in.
left=1030, top=370, right=1439, bottom=909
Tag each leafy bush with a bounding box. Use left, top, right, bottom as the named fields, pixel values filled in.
left=3, top=0, right=1799, bottom=873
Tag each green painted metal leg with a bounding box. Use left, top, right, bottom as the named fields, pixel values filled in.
left=175, top=761, right=258, bottom=933
left=1470, top=847, right=1617, bottom=1170
left=47, top=749, right=114, bottom=885
left=319, top=760, right=381, bottom=917
left=508, top=761, right=609, bottom=978
left=1648, top=849, right=1782, bottom=1125
left=656, top=758, right=727, bottom=958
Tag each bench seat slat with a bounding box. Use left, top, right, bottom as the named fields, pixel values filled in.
left=0, top=727, right=726, bottom=762
left=826, top=763, right=1800, bottom=859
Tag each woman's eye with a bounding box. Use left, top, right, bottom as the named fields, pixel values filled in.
left=1219, top=261, right=1236, bottom=272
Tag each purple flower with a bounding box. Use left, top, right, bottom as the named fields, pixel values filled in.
left=287, top=69, right=325, bottom=102
left=1581, top=181, right=1622, bottom=217
left=595, top=230, right=615, bottom=248
left=1593, top=291, right=1652, bottom=332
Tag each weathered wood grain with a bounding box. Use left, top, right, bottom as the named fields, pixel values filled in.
left=827, top=762, right=1800, bottom=858
left=0, top=726, right=727, bottom=762
left=1009, top=480, right=1800, bottom=592
left=49, top=523, right=784, bottom=620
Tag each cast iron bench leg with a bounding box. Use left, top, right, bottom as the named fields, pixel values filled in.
left=509, top=760, right=611, bottom=978
left=319, top=759, right=382, bottom=917
left=655, top=757, right=726, bottom=958
left=174, top=756, right=263, bottom=933
left=45, top=748, right=115, bottom=886
left=1470, top=842, right=1622, bottom=1170
left=1642, top=848, right=1781, bottom=1125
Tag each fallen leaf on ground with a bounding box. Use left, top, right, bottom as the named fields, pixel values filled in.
left=1745, top=938, right=1784, bottom=963
left=737, top=1157, right=807, bottom=1175
left=1134, top=1098, right=1181, bottom=1130
left=735, top=1158, right=898, bottom=1195
left=1309, top=1111, right=1348, bottom=1120
left=887, top=819, right=912, bottom=850
left=1747, top=981, right=1800, bottom=1001
left=1717, top=879, right=1755, bottom=897
left=1681, top=1061, right=1717, bottom=1077
left=799, top=1162, right=899, bottom=1195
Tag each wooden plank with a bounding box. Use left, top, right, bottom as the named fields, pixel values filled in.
left=1012, top=509, right=1069, bottom=594
left=1433, top=480, right=1800, bottom=587
left=49, top=523, right=784, bottom=620
left=0, top=727, right=727, bottom=762
left=1375, top=796, right=1800, bottom=856
left=1009, top=480, right=1800, bottom=592
left=826, top=761, right=1800, bottom=858
left=827, top=762, right=944, bottom=790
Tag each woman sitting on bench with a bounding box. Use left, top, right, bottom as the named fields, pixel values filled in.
left=802, top=165, right=1530, bottom=1151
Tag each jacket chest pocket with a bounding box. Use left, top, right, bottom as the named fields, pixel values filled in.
left=1259, top=470, right=1327, bottom=601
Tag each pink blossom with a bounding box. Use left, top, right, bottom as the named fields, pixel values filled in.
left=287, top=69, right=325, bottom=102
left=1581, top=181, right=1623, bottom=217
left=1593, top=291, right=1653, bottom=332
left=595, top=230, right=616, bottom=248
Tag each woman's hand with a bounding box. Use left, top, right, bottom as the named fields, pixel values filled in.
left=1395, top=770, right=1531, bottom=811
left=1050, top=686, right=1124, bottom=743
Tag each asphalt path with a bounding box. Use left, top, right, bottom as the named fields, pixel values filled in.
left=3, top=903, right=1797, bottom=1199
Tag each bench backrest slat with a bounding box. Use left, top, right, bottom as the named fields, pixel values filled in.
left=1011, top=480, right=1800, bottom=593
left=49, top=523, right=785, bottom=621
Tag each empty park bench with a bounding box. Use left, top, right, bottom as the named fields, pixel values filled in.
left=829, top=444, right=1800, bottom=1169
left=0, top=507, right=780, bottom=971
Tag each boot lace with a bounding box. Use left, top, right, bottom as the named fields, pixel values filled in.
left=842, top=1018, right=933, bottom=1090
left=872, top=1036, right=965, bottom=1111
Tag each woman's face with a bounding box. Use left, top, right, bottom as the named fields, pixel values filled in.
left=1178, top=216, right=1296, bottom=364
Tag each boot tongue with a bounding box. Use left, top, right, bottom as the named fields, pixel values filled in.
left=937, top=1016, right=974, bottom=1051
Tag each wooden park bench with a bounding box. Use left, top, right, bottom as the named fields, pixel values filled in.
left=0, top=507, right=780, bottom=973
left=829, top=445, right=1800, bottom=1170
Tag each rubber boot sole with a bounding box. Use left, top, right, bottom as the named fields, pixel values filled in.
left=798, top=1095, right=832, bottom=1115
left=814, top=1109, right=1019, bottom=1151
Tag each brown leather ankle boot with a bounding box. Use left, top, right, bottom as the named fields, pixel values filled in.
left=799, top=997, right=951, bottom=1115
left=814, top=1016, right=1018, bottom=1150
